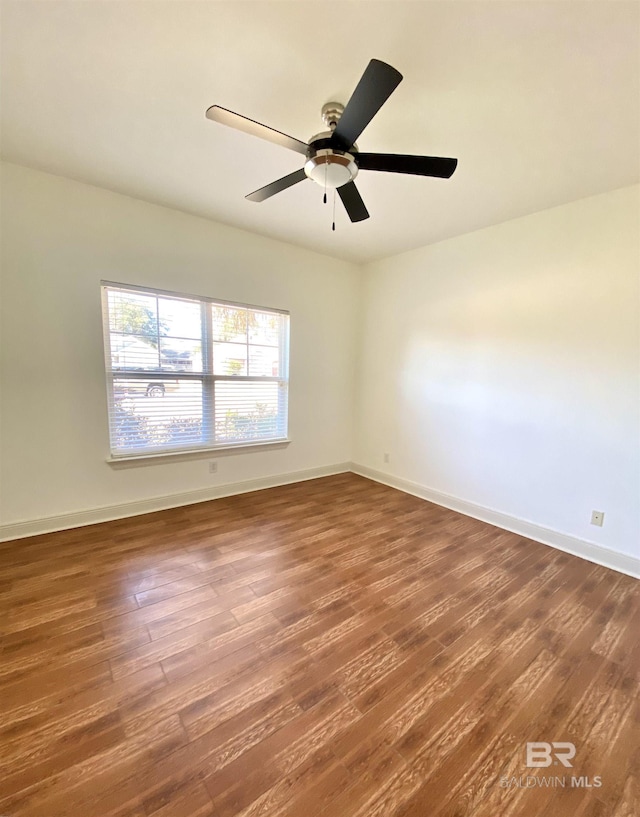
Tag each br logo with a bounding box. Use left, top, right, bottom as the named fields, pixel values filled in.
left=526, top=742, right=576, bottom=768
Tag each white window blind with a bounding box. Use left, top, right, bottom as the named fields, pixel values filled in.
left=101, top=282, right=289, bottom=458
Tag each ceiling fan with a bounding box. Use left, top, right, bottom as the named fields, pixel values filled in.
left=205, top=59, right=458, bottom=224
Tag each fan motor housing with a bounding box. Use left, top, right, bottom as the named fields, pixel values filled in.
left=304, top=132, right=358, bottom=189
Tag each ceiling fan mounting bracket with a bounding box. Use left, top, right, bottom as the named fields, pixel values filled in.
left=321, top=102, right=344, bottom=130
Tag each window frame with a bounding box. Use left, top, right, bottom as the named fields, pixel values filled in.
left=101, top=281, right=290, bottom=461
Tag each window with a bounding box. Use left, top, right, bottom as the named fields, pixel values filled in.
left=101, top=282, right=289, bottom=458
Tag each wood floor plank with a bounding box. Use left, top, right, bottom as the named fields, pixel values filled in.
left=142, top=779, right=215, bottom=817
left=0, top=473, right=637, bottom=817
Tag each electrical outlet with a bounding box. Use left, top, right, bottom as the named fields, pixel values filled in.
left=208, top=461, right=218, bottom=474
left=590, top=510, right=604, bottom=527
left=383, top=453, right=390, bottom=464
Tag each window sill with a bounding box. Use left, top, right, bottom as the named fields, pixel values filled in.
left=107, top=438, right=291, bottom=466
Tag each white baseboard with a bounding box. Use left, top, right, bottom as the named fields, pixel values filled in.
left=351, top=464, right=640, bottom=580
left=3, top=461, right=638, bottom=580
left=0, top=463, right=351, bottom=542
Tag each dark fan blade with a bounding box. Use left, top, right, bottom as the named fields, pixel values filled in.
left=246, top=168, right=308, bottom=202
left=331, top=59, right=403, bottom=150
left=358, top=152, right=458, bottom=179
left=337, top=181, right=369, bottom=222
left=206, top=106, right=308, bottom=156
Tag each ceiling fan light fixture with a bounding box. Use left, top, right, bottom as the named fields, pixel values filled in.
left=304, top=149, right=357, bottom=188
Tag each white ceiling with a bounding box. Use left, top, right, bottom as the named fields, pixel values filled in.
left=1, top=1, right=638, bottom=264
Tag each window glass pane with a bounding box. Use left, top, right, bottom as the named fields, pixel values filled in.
left=248, top=345, right=280, bottom=377
left=248, top=311, right=280, bottom=346
left=211, top=305, right=248, bottom=342
left=213, top=342, right=247, bottom=376
left=159, top=338, right=203, bottom=373
left=108, top=290, right=158, bottom=339
left=110, top=378, right=204, bottom=452
left=214, top=381, right=285, bottom=443
left=108, top=288, right=161, bottom=370
left=158, top=297, right=201, bottom=340
left=110, top=335, right=160, bottom=371
left=155, top=298, right=203, bottom=372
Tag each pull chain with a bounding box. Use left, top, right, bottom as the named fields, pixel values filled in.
left=332, top=188, right=336, bottom=232
left=323, top=160, right=327, bottom=204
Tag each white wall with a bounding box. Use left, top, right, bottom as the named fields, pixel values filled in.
left=0, top=162, right=360, bottom=530
left=355, top=186, right=640, bottom=561
left=2, top=163, right=638, bottom=572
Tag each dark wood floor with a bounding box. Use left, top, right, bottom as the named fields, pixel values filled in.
left=0, top=473, right=637, bottom=817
